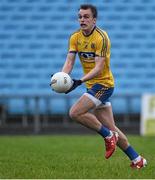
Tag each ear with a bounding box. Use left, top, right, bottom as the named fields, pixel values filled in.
left=93, top=18, right=96, bottom=24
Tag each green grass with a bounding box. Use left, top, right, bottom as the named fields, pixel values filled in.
left=0, top=135, right=154, bottom=179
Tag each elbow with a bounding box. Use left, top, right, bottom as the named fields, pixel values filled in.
left=96, top=68, right=103, bottom=76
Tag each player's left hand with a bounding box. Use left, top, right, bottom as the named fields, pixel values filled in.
left=65, top=79, right=82, bottom=94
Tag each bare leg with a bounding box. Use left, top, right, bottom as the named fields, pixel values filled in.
left=69, top=94, right=103, bottom=131
left=93, top=106, right=129, bottom=150
left=70, top=96, right=121, bottom=159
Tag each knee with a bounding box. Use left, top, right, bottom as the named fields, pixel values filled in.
left=69, top=108, right=79, bottom=120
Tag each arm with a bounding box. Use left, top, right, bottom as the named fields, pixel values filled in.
left=61, top=52, right=76, bottom=74
left=80, top=56, right=105, bottom=82
left=65, top=56, right=105, bottom=94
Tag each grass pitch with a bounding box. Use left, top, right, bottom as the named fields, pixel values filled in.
left=0, top=135, right=154, bottom=179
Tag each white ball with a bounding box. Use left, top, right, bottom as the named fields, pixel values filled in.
left=50, top=72, right=73, bottom=93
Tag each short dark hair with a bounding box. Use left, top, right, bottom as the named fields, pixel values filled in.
left=79, top=4, right=98, bottom=18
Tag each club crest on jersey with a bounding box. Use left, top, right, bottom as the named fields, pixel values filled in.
left=91, top=43, right=95, bottom=49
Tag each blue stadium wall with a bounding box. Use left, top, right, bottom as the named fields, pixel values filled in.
left=0, top=0, right=155, bottom=114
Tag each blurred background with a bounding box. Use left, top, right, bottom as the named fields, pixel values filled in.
left=0, top=0, right=155, bottom=135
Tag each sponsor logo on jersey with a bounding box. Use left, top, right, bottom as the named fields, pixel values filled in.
left=79, top=52, right=95, bottom=59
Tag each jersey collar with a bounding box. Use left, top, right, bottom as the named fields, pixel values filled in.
left=82, top=26, right=96, bottom=37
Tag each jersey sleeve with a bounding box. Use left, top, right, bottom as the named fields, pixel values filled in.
left=68, top=33, right=78, bottom=53
left=95, top=33, right=109, bottom=57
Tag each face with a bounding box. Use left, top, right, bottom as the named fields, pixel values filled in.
left=78, top=9, right=96, bottom=33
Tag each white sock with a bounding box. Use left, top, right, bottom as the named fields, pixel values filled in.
left=105, top=130, right=113, bottom=139
left=132, top=155, right=141, bottom=164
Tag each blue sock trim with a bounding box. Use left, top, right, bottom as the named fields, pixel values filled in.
left=98, top=125, right=110, bottom=138
left=124, top=145, right=139, bottom=160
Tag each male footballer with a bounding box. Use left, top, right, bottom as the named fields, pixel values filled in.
left=61, top=4, right=147, bottom=169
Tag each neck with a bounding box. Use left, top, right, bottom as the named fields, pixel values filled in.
left=82, top=25, right=96, bottom=36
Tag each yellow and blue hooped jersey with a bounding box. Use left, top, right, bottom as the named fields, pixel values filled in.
left=68, top=26, right=114, bottom=89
